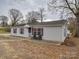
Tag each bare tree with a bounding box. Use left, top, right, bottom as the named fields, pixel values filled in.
left=48, top=0, right=79, bottom=37
left=39, top=8, right=45, bottom=23
left=26, top=8, right=45, bottom=23
left=0, top=16, right=8, bottom=27
left=68, top=17, right=76, bottom=36
left=9, top=9, right=23, bottom=26
left=26, top=11, right=40, bottom=23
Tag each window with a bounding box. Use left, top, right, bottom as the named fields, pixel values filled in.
left=28, top=27, right=31, bottom=33
left=20, top=28, right=24, bottom=34
left=38, top=28, right=41, bottom=35
left=13, top=28, right=17, bottom=33
left=32, top=28, right=43, bottom=36
left=41, top=28, right=43, bottom=36
left=32, top=28, right=36, bottom=35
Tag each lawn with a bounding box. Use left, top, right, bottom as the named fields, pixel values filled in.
left=0, top=35, right=78, bottom=59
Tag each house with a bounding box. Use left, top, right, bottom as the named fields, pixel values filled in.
left=11, top=24, right=30, bottom=37
left=11, top=20, right=68, bottom=42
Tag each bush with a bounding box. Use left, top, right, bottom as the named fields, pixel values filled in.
left=0, top=27, right=11, bottom=33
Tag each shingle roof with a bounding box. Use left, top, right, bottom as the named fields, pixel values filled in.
left=27, top=20, right=67, bottom=26
left=15, top=24, right=26, bottom=26
left=11, top=24, right=30, bottom=28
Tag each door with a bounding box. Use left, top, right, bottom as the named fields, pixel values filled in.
left=32, top=28, right=43, bottom=40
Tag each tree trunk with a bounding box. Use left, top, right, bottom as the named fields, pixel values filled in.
left=75, top=15, right=79, bottom=37
left=2, top=21, right=5, bottom=27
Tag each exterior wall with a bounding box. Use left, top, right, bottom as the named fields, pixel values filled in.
left=62, top=25, right=68, bottom=41
left=11, top=27, right=29, bottom=37
left=42, top=27, right=64, bottom=42
left=11, top=24, right=68, bottom=42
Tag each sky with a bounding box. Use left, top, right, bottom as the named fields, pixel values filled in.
left=0, top=0, right=61, bottom=21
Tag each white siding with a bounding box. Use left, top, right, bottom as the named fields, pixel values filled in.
left=11, top=25, right=67, bottom=42
left=11, top=27, right=29, bottom=37
left=62, top=25, right=68, bottom=41
left=42, top=27, right=64, bottom=42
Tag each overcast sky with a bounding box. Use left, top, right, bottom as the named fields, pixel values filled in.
left=0, top=0, right=61, bottom=20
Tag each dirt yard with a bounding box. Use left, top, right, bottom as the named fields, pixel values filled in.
left=0, top=35, right=78, bottom=59
left=69, top=37, right=79, bottom=57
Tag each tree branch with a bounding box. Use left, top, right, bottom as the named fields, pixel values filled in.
left=75, top=0, right=78, bottom=9
left=65, top=0, right=75, bottom=15
left=50, top=5, right=68, bottom=9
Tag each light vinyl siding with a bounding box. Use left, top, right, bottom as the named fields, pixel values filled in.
left=42, top=27, right=63, bottom=42
left=11, top=27, right=29, bottom=37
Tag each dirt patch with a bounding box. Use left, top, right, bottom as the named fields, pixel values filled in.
left=0, top=36, right=78, bottom=59
left=61, top=38, right=76, bottom=47
left=1, top=40, right=77, bottom=59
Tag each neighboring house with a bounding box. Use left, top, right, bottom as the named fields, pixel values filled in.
left=11, top=20, right=68, bottom=42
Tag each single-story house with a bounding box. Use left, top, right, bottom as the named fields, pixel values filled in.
left=11, top=20, right=68, bottom=42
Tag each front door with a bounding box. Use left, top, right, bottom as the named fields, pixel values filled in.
left=32, top=28, right=43, bottom=40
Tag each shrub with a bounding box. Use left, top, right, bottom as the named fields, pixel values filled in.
left=0, top=27, right=10, bottom=33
